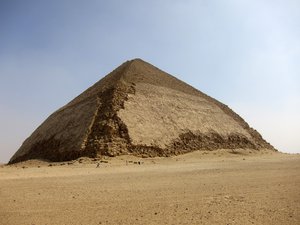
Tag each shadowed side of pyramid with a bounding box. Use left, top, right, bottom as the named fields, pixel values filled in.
left=9, top=59, right=275, bottom=164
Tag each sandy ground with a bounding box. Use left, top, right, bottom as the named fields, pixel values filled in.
left=0, top=150, right=299, bottom=225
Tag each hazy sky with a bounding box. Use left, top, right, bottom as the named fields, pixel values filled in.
left=0, top=0, right=299, bottom=163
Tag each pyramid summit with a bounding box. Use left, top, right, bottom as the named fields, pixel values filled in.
left=9, top=58, right=275, bottom=164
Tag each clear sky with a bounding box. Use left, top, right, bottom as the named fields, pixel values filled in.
left=0, top=0, right=299, bottom=163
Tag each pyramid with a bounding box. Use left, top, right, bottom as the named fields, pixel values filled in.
left=9, top=59, right=275, bottom=164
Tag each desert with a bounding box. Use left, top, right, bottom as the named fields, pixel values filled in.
left=2, top=59, right=299, bottom=225
left=1, top=149, right=299, bottom=225
left=2, top=1, right=299, bottom=225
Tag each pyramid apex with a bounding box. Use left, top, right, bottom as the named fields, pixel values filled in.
left=130, top=58, right=144, bottom=62
left=127, top=58, right=148, bottom=66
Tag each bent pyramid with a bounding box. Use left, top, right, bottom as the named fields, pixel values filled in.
left=9, top=59, right=275, bottom=164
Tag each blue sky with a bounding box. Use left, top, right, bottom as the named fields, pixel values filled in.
left=0, top=0, right=299, bottom=163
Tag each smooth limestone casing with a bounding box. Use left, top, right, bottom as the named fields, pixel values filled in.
left=118, top=83, right=252, bottom=148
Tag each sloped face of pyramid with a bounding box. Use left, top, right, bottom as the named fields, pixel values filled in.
left=9, top=59, right=275, bottom=164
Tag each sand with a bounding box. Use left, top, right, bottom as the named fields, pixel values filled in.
left=1, top=150, right=299, bottom=225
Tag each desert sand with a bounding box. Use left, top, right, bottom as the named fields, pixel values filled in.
left=1, top=150, right=299, bottom=225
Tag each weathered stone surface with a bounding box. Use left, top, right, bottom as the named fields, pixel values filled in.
left=9, top=59, right=275, bottom=164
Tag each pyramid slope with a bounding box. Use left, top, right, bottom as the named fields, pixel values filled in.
left=9, top=59, right=275, bottom=164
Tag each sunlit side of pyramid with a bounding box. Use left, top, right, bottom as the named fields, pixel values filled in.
left=9, top=59, right=275, bottom=164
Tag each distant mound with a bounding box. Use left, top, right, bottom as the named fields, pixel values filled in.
left=9, top=59, right=275, bottom=164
